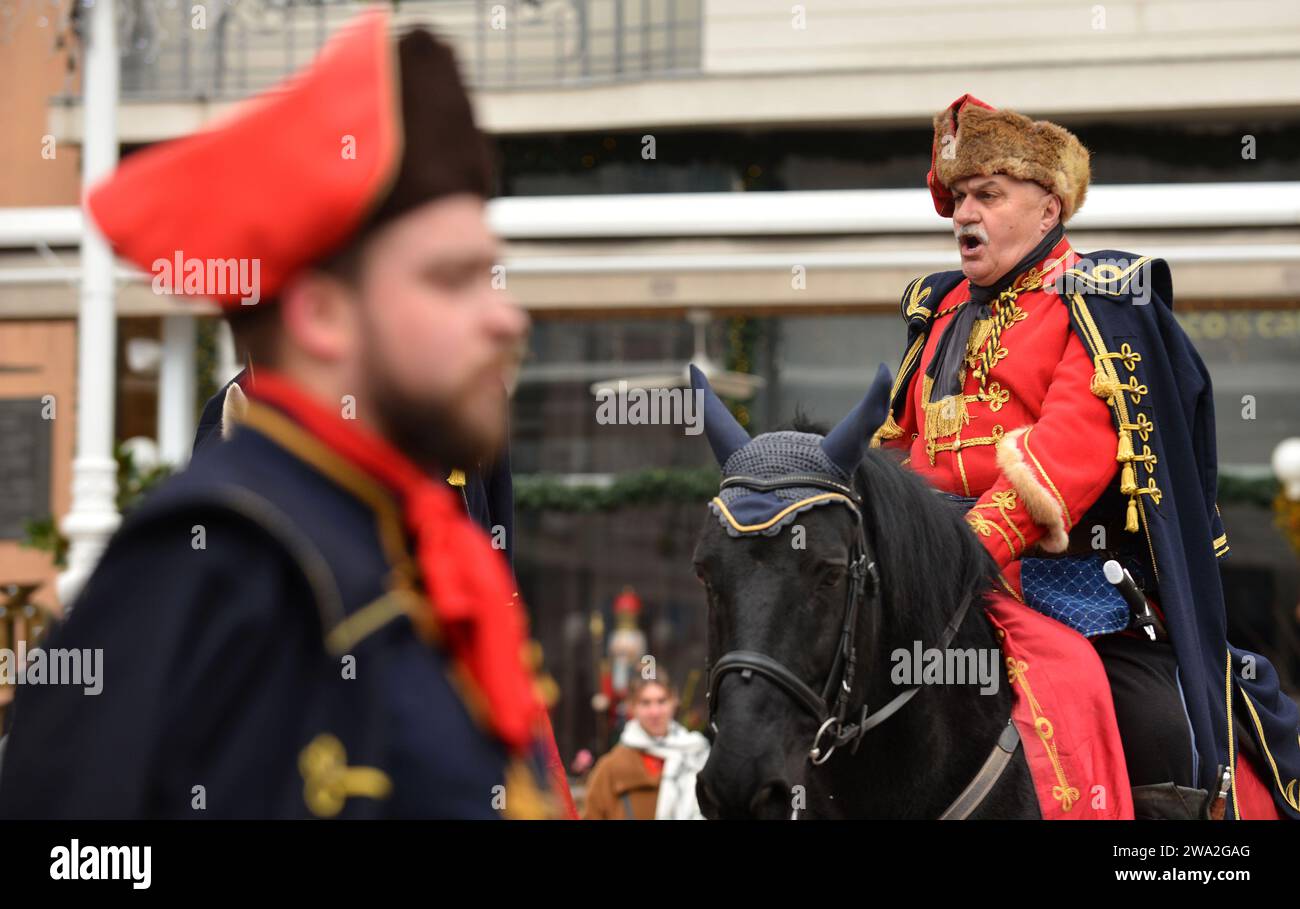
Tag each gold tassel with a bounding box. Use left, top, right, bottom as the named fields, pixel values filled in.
left=1116, top=432, right=1134, bottom=462
left=1125, top=496, right=1139, bottom=532
left=1121, top=461, right=1137, bottom=495
left=877, top=412, right=904, bottom=440
left=921, top=374, right=970, bottom=441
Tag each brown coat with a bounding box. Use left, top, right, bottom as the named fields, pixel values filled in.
left=582, top=745, right=660, bottom=820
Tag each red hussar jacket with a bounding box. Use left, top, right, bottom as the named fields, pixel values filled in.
left=869, top=234, right=1141, bottom=819
left=874, top=234, right=1118, bottom=575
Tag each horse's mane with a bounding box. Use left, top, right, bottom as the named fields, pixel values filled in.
left=788, top=414, right=998, bottom=644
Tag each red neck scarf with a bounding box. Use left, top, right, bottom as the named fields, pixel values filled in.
left=247, top=370, right=543, bottom=752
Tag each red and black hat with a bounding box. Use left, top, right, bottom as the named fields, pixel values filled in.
left=87, top=9, right=492, bottom=308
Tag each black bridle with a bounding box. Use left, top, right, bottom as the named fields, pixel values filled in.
left=707, top=471, right=974, bottom=764
left=705, top=470, right=1021, bottom=817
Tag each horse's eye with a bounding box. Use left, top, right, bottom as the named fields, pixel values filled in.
left=817, top=564, right=847, bottom=588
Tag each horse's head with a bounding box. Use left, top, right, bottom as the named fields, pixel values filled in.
left=691, top=363, right=895, bottom=819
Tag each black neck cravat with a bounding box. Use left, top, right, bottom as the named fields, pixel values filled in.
left=925, top=222, right=1065, bottom=400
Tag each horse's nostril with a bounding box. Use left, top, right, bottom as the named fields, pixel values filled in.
left=749, top=780, right=793, bottom=819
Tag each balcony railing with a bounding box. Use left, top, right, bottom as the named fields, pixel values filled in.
left=102, top=0, right=702, bottom=101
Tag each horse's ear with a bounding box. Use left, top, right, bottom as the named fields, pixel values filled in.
left=821, top=362, right=894, bottom=475
left=690, top=364, right=750, bottom=467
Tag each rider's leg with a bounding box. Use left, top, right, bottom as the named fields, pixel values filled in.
left=1094, top=632, right=1283, bottom=818
left=1091, top=632, right=1196, bottom=789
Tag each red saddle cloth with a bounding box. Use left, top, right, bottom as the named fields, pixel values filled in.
left=988, top=563, right=1281, bottom=820
left=986, top=562, right=1133, bottom=819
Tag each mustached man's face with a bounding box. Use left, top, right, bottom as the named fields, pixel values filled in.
left=950, top=174, right=1062, bottom=286
left=350, top=194, right=528, bottom=471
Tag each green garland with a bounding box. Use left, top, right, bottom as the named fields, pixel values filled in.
left=1217, top=473, right=1278, bottom=509
left=515, top=467, right=721, bottom=513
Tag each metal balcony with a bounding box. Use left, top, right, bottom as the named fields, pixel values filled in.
left=104, top=0, right=702, bottom=101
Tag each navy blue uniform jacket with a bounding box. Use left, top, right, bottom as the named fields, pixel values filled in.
left=0, top=390, right=539, bottom=818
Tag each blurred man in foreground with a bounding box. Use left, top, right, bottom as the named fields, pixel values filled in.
left=0, top=9, right=570, bottom=819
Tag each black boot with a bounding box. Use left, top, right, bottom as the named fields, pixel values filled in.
left=1131, top=781, right=1213, bottom=819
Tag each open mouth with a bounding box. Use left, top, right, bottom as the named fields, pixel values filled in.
left=960, top=235, right=984, bottom=253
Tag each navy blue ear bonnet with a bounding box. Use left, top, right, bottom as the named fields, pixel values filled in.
left=691, top=361, right=894, bottom=537
left=710, top=432, right=857, bottom=537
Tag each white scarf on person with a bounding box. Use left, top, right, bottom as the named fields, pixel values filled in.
left=619, top=719, right=711, bottom=820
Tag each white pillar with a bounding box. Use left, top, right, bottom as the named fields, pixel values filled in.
left=59, top=0, right=120, bottom=609
left=215, top=318, right=242, bottom=386
left=158, top=315, right=197, bottom=467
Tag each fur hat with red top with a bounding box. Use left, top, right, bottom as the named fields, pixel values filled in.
left=86, top=8, right=492, bottom=308
left=926, top=93, right=1092, bottom=222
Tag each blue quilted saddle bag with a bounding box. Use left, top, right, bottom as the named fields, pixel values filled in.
left=1019, top=554, right=1135, bottom=638
left=932, top=490, right=1140, bottom=638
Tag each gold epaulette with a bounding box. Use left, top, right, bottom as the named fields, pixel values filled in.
left=876, top=271, right=969, bottom=449
left=902, top=276, right=932, bottom=322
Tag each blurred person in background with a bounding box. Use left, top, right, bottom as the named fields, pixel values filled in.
left=582, top=671, right=710, bottom=820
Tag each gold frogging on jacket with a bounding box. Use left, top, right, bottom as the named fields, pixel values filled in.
left=965, top=480, right=1026, bottom=559
left=299, top=733, right=393, bottom=817
left=920, top=268, right=1039, bottom=443
left=1064, top=256, right=1165, bottom=536
left=926, top=422, right=1006, bottom=468
left=1088, top=340, right=1162, bottom=532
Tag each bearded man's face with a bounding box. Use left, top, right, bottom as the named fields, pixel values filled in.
left=353, top=193, right=528, bottom=472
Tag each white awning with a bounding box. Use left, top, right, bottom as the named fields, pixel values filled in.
left=2, top=185, right=1298, bottom=317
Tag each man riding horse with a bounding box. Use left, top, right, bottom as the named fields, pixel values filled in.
left=869, top=94, right=1300, bottom=819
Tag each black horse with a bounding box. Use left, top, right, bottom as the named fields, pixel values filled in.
left=690, top=364, right=1040, bottom=819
